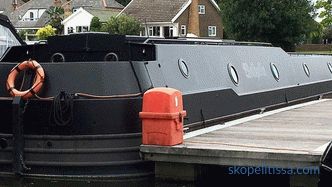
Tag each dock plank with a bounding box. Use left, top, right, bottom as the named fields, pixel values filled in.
left=140, top=99, right=332, bottom=168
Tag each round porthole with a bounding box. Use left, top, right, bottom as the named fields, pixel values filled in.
left=51, top=53, right=65, bottom=63
left=104, top=52, right=119, bottom=62
left=228, top=64, right=239, bottom=85
left=303, top=63, right=310, bottom=77
left=178, top=59, right=189, bottom=78
left=270, top=63, right=280, bottom=81
left=328, top=62, right=332, bottom=73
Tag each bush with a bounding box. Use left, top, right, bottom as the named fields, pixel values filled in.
left=90, top=17, right=102, bottom=32
left=36, top=25, right=55, bottom=40
left=101, top=15, right=141, bottom=35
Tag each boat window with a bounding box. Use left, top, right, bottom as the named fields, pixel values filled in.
left=303, top=63, right=310, bottom=77
left=51, top=53, right=65, bottom=63
left=178, top=59, right=189, bottom=78
left=270, top=63, right=280, bottom=81
left=104, top=52, right=119, bottom=62
left=228, top=64, right=239, bottom=85
left=0, top=24, right=21, bottom=58
left=328, top=62, right=332, bottom=73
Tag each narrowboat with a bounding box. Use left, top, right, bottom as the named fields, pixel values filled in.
left=1, top=14, right=332, bottom=179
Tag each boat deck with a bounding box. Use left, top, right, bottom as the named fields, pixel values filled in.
left=140, top=99, right=332, bottom=172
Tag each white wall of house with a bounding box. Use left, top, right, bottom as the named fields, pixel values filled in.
left=62, top=8, right=93, bottom=35
left=141, top=23, right=179, bottom=38
left=21, top=9, right=46, bottom=21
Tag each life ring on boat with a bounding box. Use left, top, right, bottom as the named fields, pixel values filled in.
left=6, top=60, right=45, bottom=99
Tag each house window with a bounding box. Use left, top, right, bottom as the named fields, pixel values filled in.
left=198, top=5, right=205, bottom=14
left=29, top=12, right=34, bottom=21
left=148, top=26, right=161, bottom=36
left=76, top=26, right=82, bottom=33
left=163, top=26, right=173, bottom=38
left=153, top=26, right=160, bottom=36
left=181, top=25, right=186, bottom=36
left=148, top=27, right=153, bottom=36
left=169, top=26, right=174, bottom=37
left=68, top=27, right=74, bottom=34
left=208, top=26, right=216, bottom=37
left=82, top=26, right=89, bottom=32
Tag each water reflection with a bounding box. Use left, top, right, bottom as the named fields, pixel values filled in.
left=0, top=176, right=156, bottom=187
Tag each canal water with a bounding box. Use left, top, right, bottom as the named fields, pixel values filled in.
left=0, top=166, right=298, bottom=187
left=0, top=176, right=290, bottom=187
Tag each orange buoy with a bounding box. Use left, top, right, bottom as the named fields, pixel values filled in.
left=6, top=60, right=45, bottom=99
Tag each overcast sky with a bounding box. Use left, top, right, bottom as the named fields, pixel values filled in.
left=311, top=0, right=323, bottom=22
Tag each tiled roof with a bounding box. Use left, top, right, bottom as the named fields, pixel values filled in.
left=9, top=0, right=123, bottom=28
left=9, top=0, right=54, bottom=28
left=0, top=0, right=24, bottom=15
left=121, top=0, right=189, bottom=22
left=85, top=8, right=121, bottom=22
left=71, top=0, right=123, bottom=9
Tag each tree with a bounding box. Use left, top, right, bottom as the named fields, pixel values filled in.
left=322, top=27, right=332, bottom=44
left=90, top=17, right=102, bottom=32
left=46, top=6, right=64, bottom=34
left=220, top=0, right=315, bottom=51
left=36, top=25, right=56, bottom=40
left=315, top=0, right=332, bottom=28
left=305, top=19, right=323, bottom=44
left=101, top=15, right=141, bottom=35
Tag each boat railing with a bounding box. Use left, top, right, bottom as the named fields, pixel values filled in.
left=142, top=37, right=273, bottom=47
left=288, top=52, right=332, bottom=56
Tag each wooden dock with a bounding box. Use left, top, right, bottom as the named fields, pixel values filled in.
left=140, top=99, right=332, bottom=186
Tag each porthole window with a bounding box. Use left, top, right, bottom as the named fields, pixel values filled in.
left=228, top=63, right=239, bottom=85
left=51, top=53, right=65, bottom=63
left=303, top=63, right=310, bottom=77
left=104, top=52, right=119, bottom=62
left=178, top=58, right=189, bottom=78
left=270, top=63, right=280, bottom=81
left=328, top=62, right=332, bottom=73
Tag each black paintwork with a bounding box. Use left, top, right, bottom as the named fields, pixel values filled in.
left=0, top=14, right=331, bottom=179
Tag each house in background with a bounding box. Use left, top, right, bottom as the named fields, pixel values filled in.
left=61, top=7, right=121, bottom=35
left=8, top=0, right=123, bottom=40
left=0, top=0, right=24, bottom=16
left=120, top=0, right=223, bottom=38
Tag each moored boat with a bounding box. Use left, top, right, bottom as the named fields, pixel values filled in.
left=1, top=14, right=332, bottom=179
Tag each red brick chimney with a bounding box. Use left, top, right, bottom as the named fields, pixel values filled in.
left=12, top=0, right=18, bottom=11
left=53, top=0, right=62, bottom=7
left=188, top=0, right=200, bottom=37
left=63, top=0, right=72, bottom=18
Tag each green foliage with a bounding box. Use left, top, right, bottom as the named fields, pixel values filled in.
left=220, top=0, right=315, bottom=51
left=18, top=29, right=29, bottom=40
left=305, top=19, right=323, bottom=44
left=101, top=15, right=141, bottom=35
left=90, top=17, right=102, bottom=32
left=315, top=0, right=332, bottom=28
left=17, top=29, right=38, bottom=41
left=323, top=27, right=332, bottom=39
left=36, top=25, right=55, bottom=40
left=116, top=0, right=131, bottom=6
left=46, top=6, right=64, bottom=34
